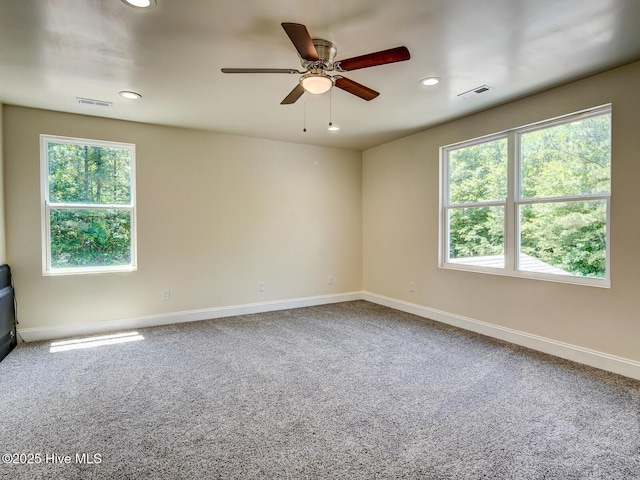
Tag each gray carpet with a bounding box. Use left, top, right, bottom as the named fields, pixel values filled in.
left=0, top=301, right=639, bottom=479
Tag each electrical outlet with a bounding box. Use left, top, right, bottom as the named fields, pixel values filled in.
left=327, top=275, right=334, bottom=285
left=409, top=281, right=415, bottom=293
left=258, top=281, right=264, bottom=292
left=161, top=289, right=170, bottom=301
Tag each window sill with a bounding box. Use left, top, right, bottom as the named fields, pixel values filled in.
left=43, top=265, right=137, bottom=277
left=440, top=262, right=610, bottom=289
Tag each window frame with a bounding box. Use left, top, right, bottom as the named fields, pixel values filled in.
left=439, top=105, right=611, bottom=288
left=40, top=134, right=138, bottom=276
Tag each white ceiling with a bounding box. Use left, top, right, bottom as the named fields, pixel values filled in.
left=2, top=0, right=640, bottom=151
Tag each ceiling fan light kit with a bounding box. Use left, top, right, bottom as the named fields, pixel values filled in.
left=300, top=73, right=334, bottom=94
left=221, top=22, right=410, bottom=105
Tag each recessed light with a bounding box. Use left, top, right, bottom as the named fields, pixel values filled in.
left=119, top=90, right=142, bottom=100
left=121, top=0, right=156, bottom=8
left=420, top=77, right=440, bottom=86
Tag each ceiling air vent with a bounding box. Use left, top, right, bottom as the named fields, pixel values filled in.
left=457, top=85, right=492, bottom=100
left=76, top=97, right=113, bottom=107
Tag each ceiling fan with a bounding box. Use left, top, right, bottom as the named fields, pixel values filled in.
left=221, top=22, right=410, bottom=105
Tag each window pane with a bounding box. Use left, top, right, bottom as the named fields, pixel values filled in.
left=520, top=113, right=611, bottom=199
left=48, top=142, right=132, bottom=204
left=519, top=200, right=607, bottom=278
left=50, top=209, right=132, bottom=269
left=448, top=206, right=504, bottom=267
left=448, top=138, right=507, bottom=204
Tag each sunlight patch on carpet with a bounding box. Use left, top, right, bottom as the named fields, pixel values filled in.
left=49, top=331, right=144, bottom=353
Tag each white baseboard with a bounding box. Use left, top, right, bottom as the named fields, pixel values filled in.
left=362, top=291, right=640, bottom=381
left=17, top=290, right=640, bottom=381
left=17, top=291, right=362, bottom=343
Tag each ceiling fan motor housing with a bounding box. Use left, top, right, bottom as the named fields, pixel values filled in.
left=304, top=39, right=337, bottom=70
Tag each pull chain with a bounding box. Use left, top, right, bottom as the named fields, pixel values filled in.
left=328, top=89, right=339, bottom=131
left=303, top=102, right=307, bottom=133
left=328, top=89, right=333, bottom=129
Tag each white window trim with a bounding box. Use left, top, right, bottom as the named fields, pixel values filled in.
left=439, top=105, right=611, bottom=288
left=40, top=134, right=138, bottom=276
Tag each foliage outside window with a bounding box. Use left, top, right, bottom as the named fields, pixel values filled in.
left=41, top=135, right=137, bottom=275
left=440, top=105, right=611, bottom=287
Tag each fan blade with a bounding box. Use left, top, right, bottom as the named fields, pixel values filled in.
left=335, top=77, right=379, bottom=101
left=281, top=23, right=319, bottom=61
left=281, top=84, right=305, bottom=104
left=337, top=46, right=410, bottom=71
left=221, top=68, right=300, bottom=74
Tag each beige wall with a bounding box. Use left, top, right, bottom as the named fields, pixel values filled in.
left=363, top=61, right=640, bottom=363
left=4, top=106, right=362, bottom=329
left=0, top=103, right=6, bottom=265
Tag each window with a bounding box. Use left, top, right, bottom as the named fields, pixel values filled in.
left=41, top=135, right=137, bottom=275
left=440, top=105, right=611, bottom=287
